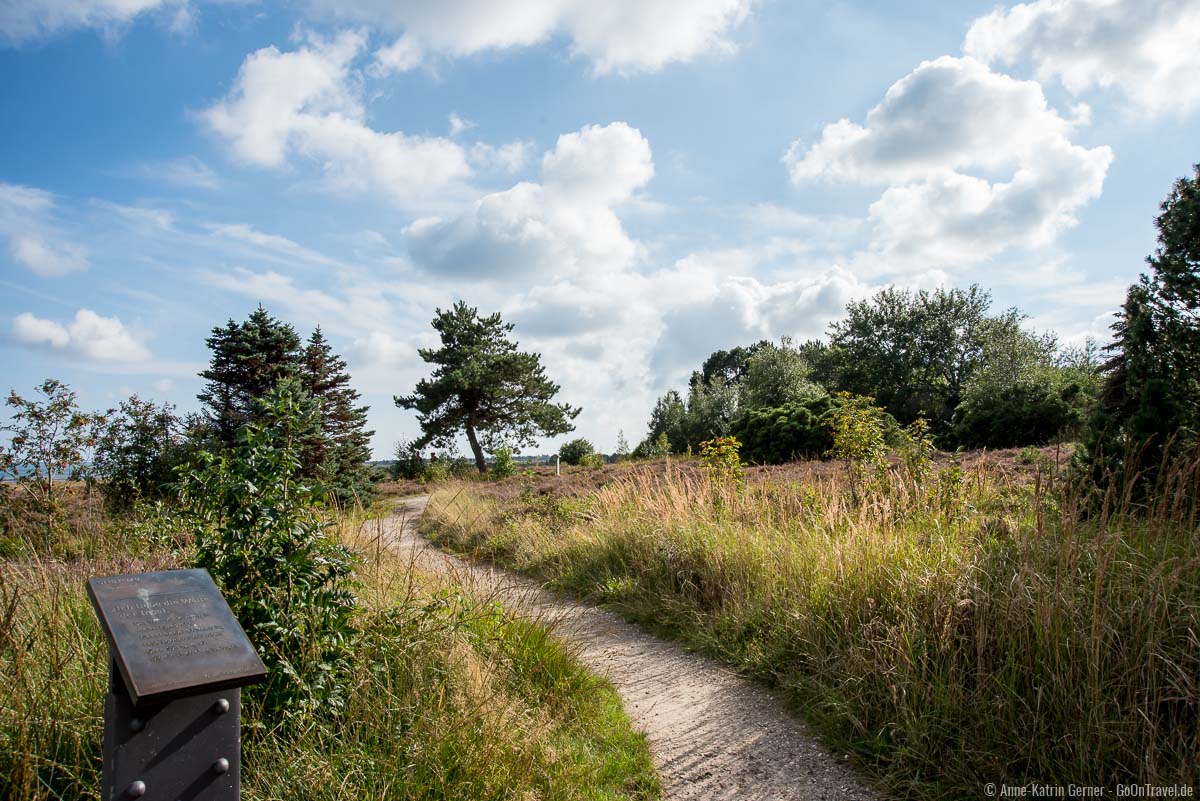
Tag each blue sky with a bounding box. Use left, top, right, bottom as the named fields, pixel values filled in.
left=2, top=0, right=1198, bottom=458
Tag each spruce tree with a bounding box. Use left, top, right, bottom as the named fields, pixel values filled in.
left=300, top=327, right=375, bottom=502
left=1080, top=164, right=1200, bottom=495
left=197, top=307, right=302, bottom=444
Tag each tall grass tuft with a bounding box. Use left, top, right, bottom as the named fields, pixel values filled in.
left=423, top=453, right=1200, bottom=798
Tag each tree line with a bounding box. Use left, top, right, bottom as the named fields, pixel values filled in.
left=636, top=286, right=1102, bottom=461
left=637, top=162, right=1200, bottom=496
left=1, top=307, right=376, bottom=525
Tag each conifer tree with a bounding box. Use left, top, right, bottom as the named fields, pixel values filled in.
left=1080, top=163, right=1200, bottom=493
left=300, top=327, right=374, bottom=502
left=197, top=306, right=302, bottom=444
left=397, top=302, right=579, bottom=473
left=196, top=308, right=375, bottom=502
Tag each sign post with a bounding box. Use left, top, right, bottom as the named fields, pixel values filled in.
left=88, top=568, right=267, bottom=800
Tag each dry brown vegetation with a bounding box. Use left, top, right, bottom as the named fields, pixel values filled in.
left=422, top=447, right=1200, bottom=799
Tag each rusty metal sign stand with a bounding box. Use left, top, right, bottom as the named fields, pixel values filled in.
left=88, top=569, right=267, bottom=801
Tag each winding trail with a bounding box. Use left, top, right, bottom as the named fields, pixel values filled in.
left=382, top=496, right=877, bottom=801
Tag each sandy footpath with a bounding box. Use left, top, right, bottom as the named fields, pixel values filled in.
left=379, top=496, right=877, bottom=801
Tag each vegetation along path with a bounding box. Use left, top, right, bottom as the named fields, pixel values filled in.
left=384, top=496, right=876, bottom=801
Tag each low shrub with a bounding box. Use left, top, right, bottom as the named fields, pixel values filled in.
left=490, top=445, right=517, bottom=479
left=731, top=395, right=837, bottom=464
left=559, top=438, right=596, bottom=466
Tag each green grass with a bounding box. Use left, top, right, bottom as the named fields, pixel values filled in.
left=0, top=505, right=659, bottom=801
left=421, top=458, right=1200, bottom=799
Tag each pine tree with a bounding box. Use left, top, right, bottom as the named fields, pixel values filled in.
left=1079, top=164, right=1200, bottom=496
left=300, top=327, right=375, bottom=502
left=197, top=307, right=302, bottom=444
left=396, top=302, right=579, bottom=473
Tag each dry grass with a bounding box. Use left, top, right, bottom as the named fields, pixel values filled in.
left=457, top=446, right=1059, bottom=505
left=0, top=499, right=659, bottom=800
left=423, top=452, right=1200, bottom=798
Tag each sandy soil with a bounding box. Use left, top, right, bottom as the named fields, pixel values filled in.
left=382, top=496, right=877, bottom=801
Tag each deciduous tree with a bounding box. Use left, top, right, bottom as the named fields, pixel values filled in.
left=828, top=285, right=1020, bottom=430
left=0, top=379, right=101, bottom=550
left=91, top=395, right=183, bottom=509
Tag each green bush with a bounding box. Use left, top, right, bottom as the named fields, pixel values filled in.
left=423, top=460, right=451, bottom=484
left=948, top=378, right=1084, bottom=449
left=91, top=395, right=185, bottom=510
left=558, top=438, right=596, bottom=466
left=827, top=393, right=896, bottom=498
left=730, top=395, right=837, bottom=464
left=490, top=445, right=517, bottom=479
left=698, top=436, right=744, bottom=491
left=179, top=380, right=360, bottom=720
left=391, top=438, right=426, bottom=480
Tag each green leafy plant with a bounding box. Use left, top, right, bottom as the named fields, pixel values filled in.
left=827, top=392, right=890, bottom=496
left=490, top=444, right=517, bottom=479
left=391, top=437, right=426, bottom=480
left=698, top=436, right=744, bottom=492
left=519, top=467, right=538, bottom=503
left=179, top=380, right=360, bottom=720
left=894, top=417, right=935, bottom=488
left=91, top=395, right=183, bottom=511
left=559, top=437, right=596, bottom=466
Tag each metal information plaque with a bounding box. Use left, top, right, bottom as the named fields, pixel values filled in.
left=88, top=568, right=267, bottom=801
left=88, top=568, right=266, bottom=706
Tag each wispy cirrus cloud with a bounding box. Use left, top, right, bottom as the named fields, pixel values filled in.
left=0, top=0, right=186, bottom=45
left=0, top=181, right=89, bottom=277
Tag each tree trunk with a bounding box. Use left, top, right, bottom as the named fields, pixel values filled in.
left=465, top=423, right=488, bottom=474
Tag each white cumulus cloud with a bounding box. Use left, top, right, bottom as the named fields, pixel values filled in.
left=964, top=0, right=1200, bottom=115
left=785, top=56, right=1112, bottom=266
left=202, top=31, right=473, bottom=211
left=0, top=182, right=89, bottom=276
left=647, top=258, right=872, bottom=382
left=406, top=122, right=654, bottom=279
left=12, top=309, right=150, bottom=362
left=308, top=0, right=753, bottom=76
